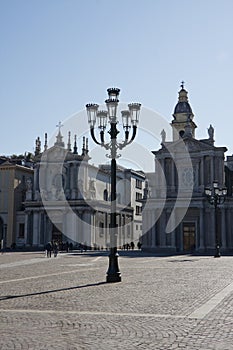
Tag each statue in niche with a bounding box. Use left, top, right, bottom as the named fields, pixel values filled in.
left=26, top=178, right=32, bottom=191
left=208, top=124, right=214, bottom=140
left=89, top=180, right=96, bottom=199
left=161, top=129, right=166, bottom=143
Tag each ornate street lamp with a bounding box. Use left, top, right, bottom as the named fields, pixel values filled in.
left=86, top=88, right=141, bottom=282
left=205, top=180, right=227, bottom=258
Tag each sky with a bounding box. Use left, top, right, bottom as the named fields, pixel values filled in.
left=1, top=0, right=233, bottom=171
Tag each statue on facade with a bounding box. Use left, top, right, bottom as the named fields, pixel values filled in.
left=161, top=129, right=166, bottom=143
left=208, top=124, right=214, bottom=140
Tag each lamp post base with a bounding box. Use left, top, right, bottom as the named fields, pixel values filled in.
left=106, top=252, right=121, bottom=283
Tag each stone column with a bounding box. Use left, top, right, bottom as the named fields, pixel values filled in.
left=221, top=207, right=226, bottom=249
left=210, top=156, right=214, bottom=183
left=210, top=208, right=215, bottom=249
left=71, top=163, right=78, bottom=199
left=160, top=211, right=166, bottom=247
left=200, top=158, right=204, bottom=186
left=33, top=211, right=39, bottom=246
left=170, top=209, right=176, bottom=248
left=151, top=210, right=156, bottom=247
left=199, top=207, right=205, bottom=251
left=24, top=212, right=29, bottom=244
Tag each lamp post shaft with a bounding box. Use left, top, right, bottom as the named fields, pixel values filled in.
left=106, top=123, right=121, bottom=282
left=214, top=201, right=221, bottom=258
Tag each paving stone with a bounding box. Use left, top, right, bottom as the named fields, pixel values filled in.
left=1, top=251, right=233, bottom=349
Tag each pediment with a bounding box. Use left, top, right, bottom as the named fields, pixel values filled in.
left=41, top=145, right=69, bottom=162
left=183, top=138, right=214, bottom=152
left=153, top=136, right=227, bottom=157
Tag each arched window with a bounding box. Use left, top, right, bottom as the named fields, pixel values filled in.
left=179, top=130, right=185, bottom=138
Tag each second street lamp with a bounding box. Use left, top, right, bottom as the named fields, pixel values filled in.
left=205, top=180, right=227, bottom=258
left=86, top=88, right=141, bottom=283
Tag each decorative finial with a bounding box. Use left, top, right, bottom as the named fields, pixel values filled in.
left=82, top=136, right=86, bottom=156
left=73, top=134, right=77, bottom=154
left=35, top=136, right=41, bottom=156
left=180, top=81, right=185, bottom=89
left=67, top=131, right=71, bottom=151
left=44, top=133, right=48, bottom=151
left=86, top=138, right=89, bottom=154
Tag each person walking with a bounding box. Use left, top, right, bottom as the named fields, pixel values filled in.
left=46, top=242, right=52, bottom=258
left=53, top=242, right=58, bottom=257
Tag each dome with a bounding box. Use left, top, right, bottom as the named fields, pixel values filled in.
left=173, top=85, right=193, bottom=115
left=174, top=101, right=193, bottom=114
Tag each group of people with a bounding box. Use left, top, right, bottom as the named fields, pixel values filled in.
left=45, top=241, right=58, bottom=258
left=45, top=241, right=75, bottom=257
left=44, top=240, right=142, bottom=256
left=122, top=241, right=142, bottom=250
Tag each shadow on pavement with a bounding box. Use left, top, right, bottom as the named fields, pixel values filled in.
left=68, top=250, right=181, bottom=258
left=0, top=281, right=106, bottom=301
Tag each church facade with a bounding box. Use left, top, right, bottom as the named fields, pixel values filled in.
left=142, top=85, right=233, bottom=254
left=23, top=130, right=145, bottom=249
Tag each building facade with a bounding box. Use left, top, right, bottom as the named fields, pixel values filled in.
left=142, top=85, right=233, bottom=254
left=22, top=130, right=145, bottom=249
left=0, top=161, right=33, bottom=248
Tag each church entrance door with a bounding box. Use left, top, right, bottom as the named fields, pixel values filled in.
left=183, top=223, right=195, bottom=252
left=52, top=223, right=63, bottom=243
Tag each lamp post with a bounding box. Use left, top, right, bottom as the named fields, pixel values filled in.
left=86, top=88, right=141, bottom=282
left=204, top=180, right=227, bottom=258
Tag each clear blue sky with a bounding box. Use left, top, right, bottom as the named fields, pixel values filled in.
left=1, top=0, right=233, bottom=169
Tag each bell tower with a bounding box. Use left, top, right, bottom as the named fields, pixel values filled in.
left=171, top=82, right=197, bottom=141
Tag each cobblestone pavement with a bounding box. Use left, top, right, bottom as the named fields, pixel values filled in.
left=1, top=251, right=233, bottom=349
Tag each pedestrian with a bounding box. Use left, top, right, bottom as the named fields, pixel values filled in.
left=130, top=241, right=135, bottom=250
left=53, top=242, right=58, bottom=257
left=46, top=242, right=52, bottom=258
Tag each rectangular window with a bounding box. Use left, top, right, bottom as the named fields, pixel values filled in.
left=99, top=222, right=104, bottom=237
left=127, top=225, right=131, bottom=238
left=136, top=179, right=142, bottom=189
left=136, top=206, right=142, bottom=215
left=18, top=223, right=25, bottom=238
left=136, top=192, right=142, bottom=201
